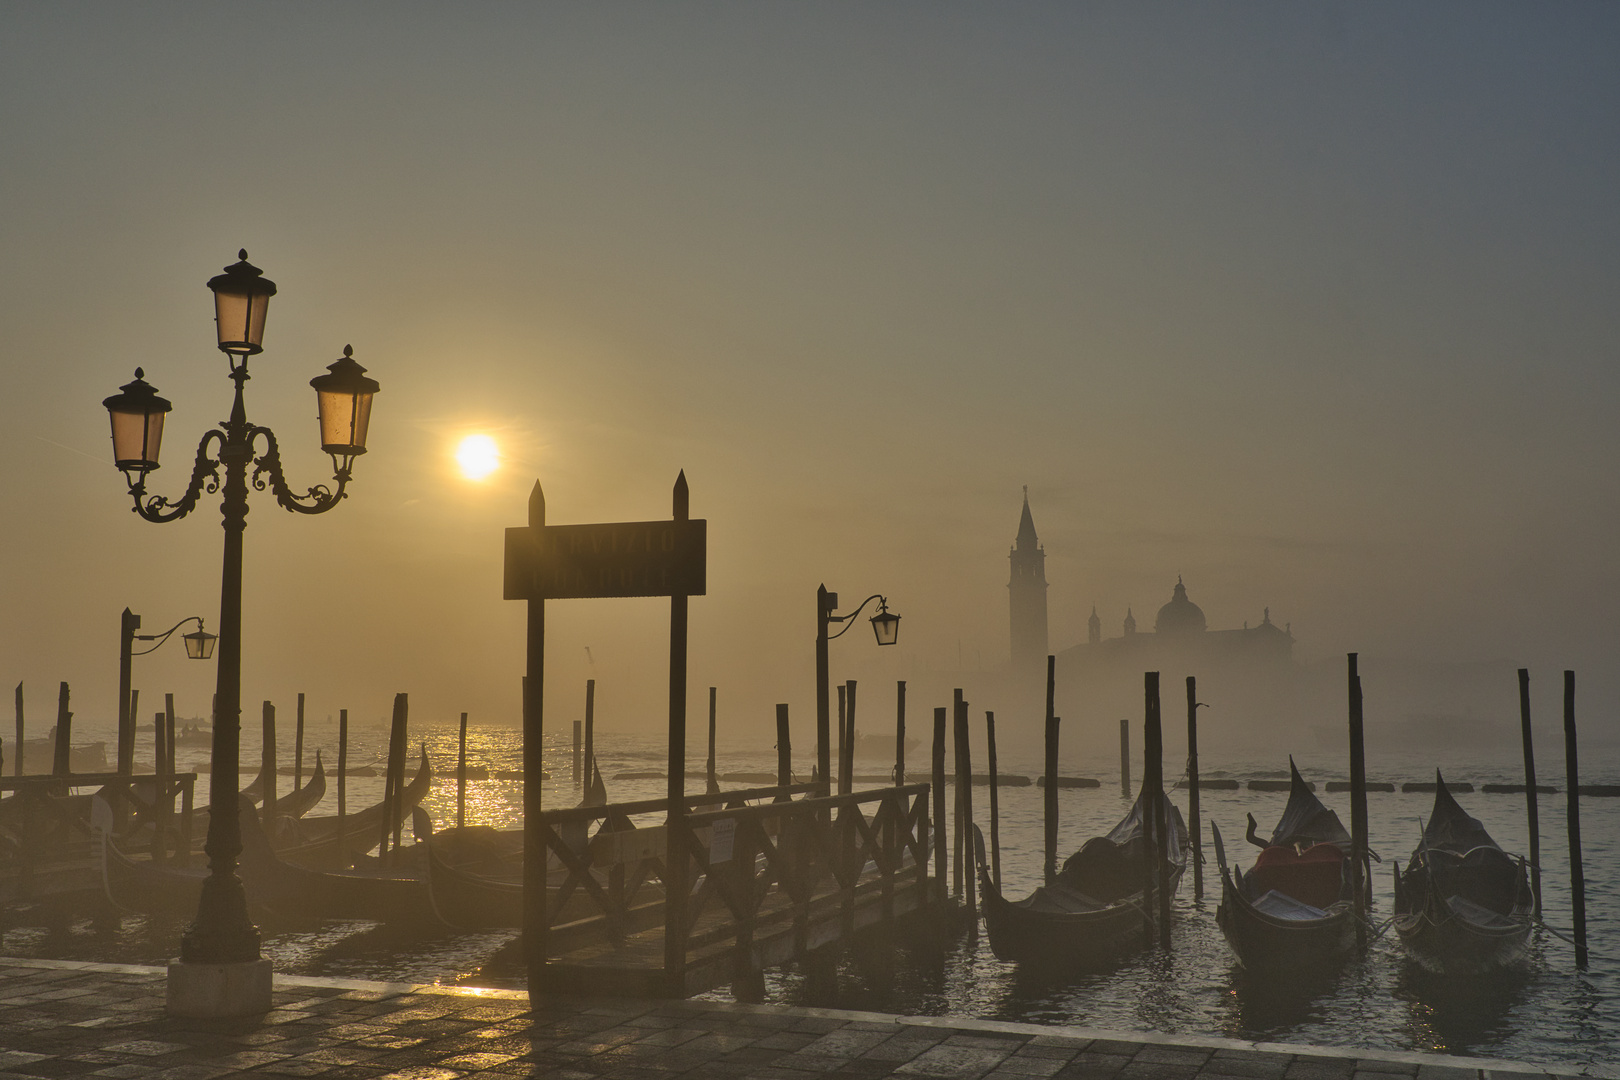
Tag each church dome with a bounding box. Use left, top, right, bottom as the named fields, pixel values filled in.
left=1155, top=577, right=1206, bottom=636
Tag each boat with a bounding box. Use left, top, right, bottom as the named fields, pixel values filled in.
left=1392, top=771, right=1532, bottom=976
left=1212, top=758, right=1357, bottom=971
left=425, top=825, right=524, bottom=929
left=974, top=779, right=1188, bottom=969
left=268, top=746, right=433, bottom=869
left=849, top=731, right=920, bottom=761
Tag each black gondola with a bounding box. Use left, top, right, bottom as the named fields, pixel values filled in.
left=1212, top=758, right=1357, bottom=971
left=1391, top=770, right=1532, bottom=976
left=974, top=781, right=1187, bottom=970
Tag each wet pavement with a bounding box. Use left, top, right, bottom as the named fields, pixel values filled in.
left=0, top=956, right=1603, bottom=1080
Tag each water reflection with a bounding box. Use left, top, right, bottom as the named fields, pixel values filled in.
left=1393, top=959, right=1531, bottom=1053
left=1221, top=958, right=1346, bottom=1035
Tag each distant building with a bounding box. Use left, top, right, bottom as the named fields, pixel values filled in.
left=1063, top=577, right=1294, bottom=668
left=1007, top=488, right=1049, bottom=671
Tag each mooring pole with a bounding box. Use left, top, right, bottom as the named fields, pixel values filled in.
left=1348, top=653, right=1368, bottom=947
left=1517, top=669, right=1542, bottom=917
left=572, top=720, right=582, bottom=788
left=955, top=691, right=975, bottom=923
left=53, top=682, right=71, bottom=777
left=522, top=481, right=548, bottom=988
left=775, top=704, right=791, bottom=801
left=13, top=682, right=22, bottom=776
left=836, top=683, right=848, bottom=796
left=337, top=709, right=348, bottom=864
left=294, top=693, right=305, bottom=792
left=118, top=608, right=139, bottom=775
left=154, top=711, right=170, bottom=861
left=1146, top=672, right=1171, bottom=947
left=663, top=472, right=692, bottom=988
left=387, top=693, right=409, bottom=860
left=164, top=693, right=177, bottom=781
left=894, top=681, right=906, bottom=785
left=1044, top=655, right=1058, bottom=885
left=842, top=680, right=858, bottom=794
left=1120, top=717, right=1130, bottom=798
left=457, top=711, right=469, bottom=830
left=986, top=710, right=1001, bottom=892
left=815, top=585, right=834, bottom=796
left=261, top=701, right=277, bottom=817
left=583, top=678, right=595, bottom=786
left=952, top=689, right=965, bottom=900
left=1186, top=675, right=1203, bottom=902
left=1563, top=670, right=1587, bottom=969
left=932, top=706, right=948, bottom=904
left=707, top=687, right=718, bottom=794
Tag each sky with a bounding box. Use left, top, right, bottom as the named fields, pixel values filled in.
left=2, top=4, right=1618, bottom=754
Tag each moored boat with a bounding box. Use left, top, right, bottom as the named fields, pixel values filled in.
left=1392, top=771, right=1532, bottom=976
left=1213, top=758, right=1357, bottom=971
left=974, top=781, right=1187, bottom=970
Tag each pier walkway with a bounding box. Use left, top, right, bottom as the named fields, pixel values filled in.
left=0, top=957, right=1602, bottom=1080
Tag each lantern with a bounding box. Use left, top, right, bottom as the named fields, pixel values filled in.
left=206, top=250, right=277, bottom=356
left=103, top=369, right=173, bottom=476
left=310, top=346, right=380, bottom=470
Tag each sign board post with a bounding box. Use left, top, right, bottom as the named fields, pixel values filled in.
left=505, top=472, right=706, bottom=996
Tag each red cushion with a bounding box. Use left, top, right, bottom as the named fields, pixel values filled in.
left=1248, top=843, right=1345, bottom=909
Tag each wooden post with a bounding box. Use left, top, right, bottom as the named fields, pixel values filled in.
left=13, top=682, right=22, bottom=776
left=986, top=710, right=1001, bottom=892
left=53, top=682, right=71, bottom=777
left=663, top=471, right=692, bottom=990
left=294, top=693, right=305, bottom=792
left=1145, top=672, right=1170, bottom=947
left=843, top=679, right=858, bottom=794
left=1186, top=676, right=1203, bottom=901
left=118, top=608, right=139, bottom=776
left=1348, top=653, right=1368, bottom=947
left=1563, top=670, right=1587, bottom=969
left=952, top=688, right=964, bottom=899
left=261, top=700, right=277, bottom=817
left=1044, top=655, right=1058, bottom=884
left=154, top=711, right=170, bottom=861
left=457, top=711, right=469, bottom=830
left=894, top=681, right=906, bottom=785
left=386, top=693, right=409, bottom=860
left=1119, top=718, right=1130, bottom=798
left=707, top=686, right=718, bottom=794
left=522, top=481, right=548, bottom=988
left=337, top=708, right=348, bottom=865
left=583, top=678, right=595, bottom=784
left=955, top=692, right=975, bottom=922
left=164, top=694, right=176, bottom=780
left=775, top=704, right=791, bottom=800
left=836, top=682, right=848, bottom=796
left=931, top=706, right=948, bottom=904
left=1517, top=669, right=1542, bottom=918
left=127, top=689, right=139, bottom=771
left=572, top=719, right=582, bottom=788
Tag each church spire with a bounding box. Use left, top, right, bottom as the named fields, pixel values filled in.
left=1015, top=485, right=1039, bottom=550
left=1008, top=486, right=1048, bottom=670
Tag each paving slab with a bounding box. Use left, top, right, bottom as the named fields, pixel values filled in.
left=0, top=956, right=1609, bottom=1080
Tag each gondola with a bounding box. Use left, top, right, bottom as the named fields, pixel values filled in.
left=270, top=747, right=433, bottom=869
left=974, top=780, right=1188, bottom=969
left=1391, top=771, right=1532, bottom=976
left=1212, top=758, right=1357, bottom=971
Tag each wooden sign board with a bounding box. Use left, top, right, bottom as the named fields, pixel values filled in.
left=504, top=519, right=707, bottom=600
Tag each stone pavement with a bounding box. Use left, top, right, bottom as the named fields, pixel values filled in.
left=0, top=957, right=1603, bottom=1080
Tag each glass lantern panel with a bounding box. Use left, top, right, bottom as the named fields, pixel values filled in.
left=213, top=290, right=268, bottom=354
left=318, top=389, right=373, bottom=452
left=110, top=409, right=164, bottom=468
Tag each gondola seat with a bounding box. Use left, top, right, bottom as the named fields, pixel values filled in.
left=1246, top=842, right=1345, bottom=910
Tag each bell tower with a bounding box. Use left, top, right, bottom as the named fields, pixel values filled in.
left=1008, top=487, right=1048, bottom=670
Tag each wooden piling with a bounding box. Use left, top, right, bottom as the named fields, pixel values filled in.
left=1348, top=654, right=1368, bottom=946
left=662, top=471, right=693, bottom=984
left=836, top=683, right=848, bottom=796
left=154, top=711, right=170, bottom=861
left=1145, top=672, right=1170, bottom=947
left=337, top=709, right=348, bottom=863
left=1045, top=655, right=1058, bottom=884
left=382, top=693, right=408, bottom=861
left=13, top=682, right=22, bottom=776
left=707, top=686, right=718, bottom=795
left=457, top=711, right=469, bottom=830
left=53, top=682, right=71, bottom=777
left=954, top=691, right=976, bottom=923
left=1119, top=717, right=1130, bottom=798
left=1186, top=676, right=1203, bottom=901
left=775, top=704, right=791, bottom=801
left=894, top=681, right=907, bottom=785
left=262, top=700, right=277, bottom=816
left=1517, top=669, right=1542, bottom=917
left=584, top=678, right=596, bottom=783
left=126, top=689, right=139, bottom=776
left=986, top=710, right=1001, bottom=892
left=932, top=706, right=948, bottom=904
left=572, top=719, right=582, bottom=788
left=1563, top=670, right=1587, bottom=969
left=843, top=680, right=858, bottom=794
left=294, top=693, right=305, bottom=791
left=164, top=693, right=176, bottom=780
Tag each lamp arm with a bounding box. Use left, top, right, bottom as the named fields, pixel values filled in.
left=248, top=425, right=350, bottom=515
left=826, top=593, right=887, bottom=641
left=130, top=430, right=226, bottom=523
left=131, top=616, right=206, bottom=656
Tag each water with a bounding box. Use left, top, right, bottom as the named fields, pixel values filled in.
left=8, top=718, right=1617, bottom=1074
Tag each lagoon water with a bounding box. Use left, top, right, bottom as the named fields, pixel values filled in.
left=9, top=716, right=1617, bottom=1074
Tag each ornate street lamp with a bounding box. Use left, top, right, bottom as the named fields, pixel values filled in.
left=103, top=250, right=378, bottom=1017
left=115, top=610, right=216, bottom=775
left=814, top=586, right=900, bottom=795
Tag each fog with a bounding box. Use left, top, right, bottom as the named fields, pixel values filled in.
left=2, top=6, right=1617, bottom=764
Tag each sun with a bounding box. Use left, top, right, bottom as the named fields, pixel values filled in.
left=455, top=433, right=500, bottom=481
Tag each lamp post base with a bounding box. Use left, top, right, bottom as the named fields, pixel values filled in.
left=166, top=958, right=272, bottom=1018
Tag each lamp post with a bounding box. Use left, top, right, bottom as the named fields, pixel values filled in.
left=117, top=610, right=216, bottom=775
left=814, top=585, right=899, bottom=794
left=102, top=250, right=378, bottom=1016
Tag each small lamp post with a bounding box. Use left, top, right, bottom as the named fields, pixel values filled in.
left=116, top=611, right=217, bottom=775
left=814, top=586, right=900, bottom=794
left=103, top=250, right=378, bottom=1017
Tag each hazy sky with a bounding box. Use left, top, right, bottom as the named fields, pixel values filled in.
left=3, top=4, right=1617, bottom=745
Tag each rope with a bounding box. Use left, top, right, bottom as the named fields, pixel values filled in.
left=1534, top=919, right=1616, bottom=964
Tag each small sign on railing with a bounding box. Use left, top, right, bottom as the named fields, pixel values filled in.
left=709, top=817, right=736, bottom=864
